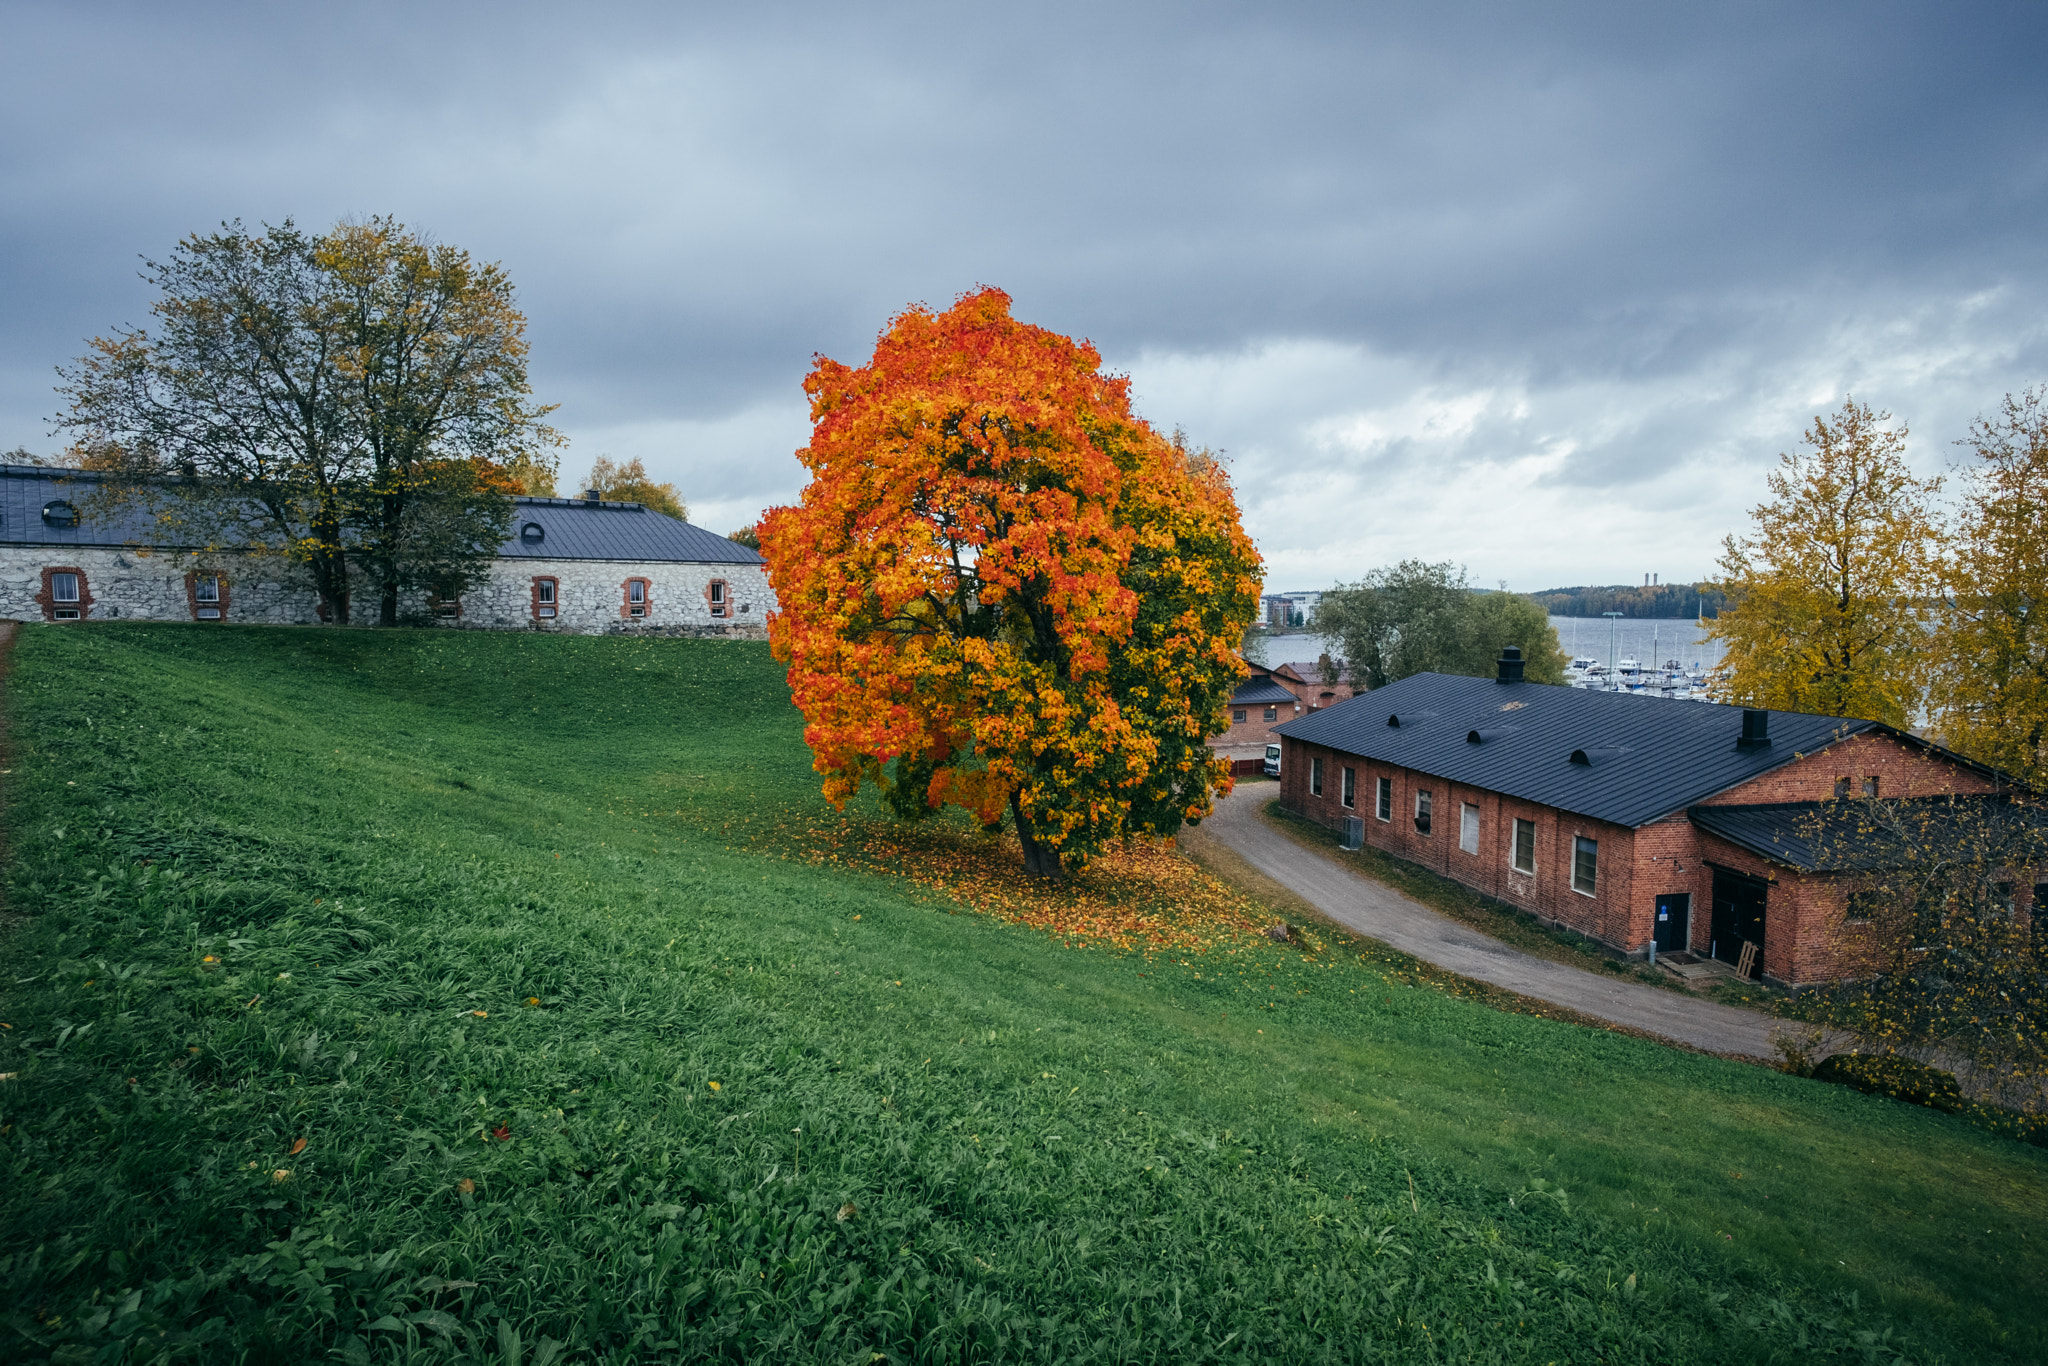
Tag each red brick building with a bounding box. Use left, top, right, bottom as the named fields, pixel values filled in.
left=1274, top=648, right=2012, bottom=989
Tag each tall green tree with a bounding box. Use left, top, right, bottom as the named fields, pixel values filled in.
left=56, top=218, right=559, bottom=625
left=1315, top=560, right=1565, bottom=689
left=1706, top=398, right=1942, bottom=725
left=1932, top=387, right=2048, bottom=782
left=56, top=221, right=361, bottom=620
left=319, top=219, right=557, bottom=626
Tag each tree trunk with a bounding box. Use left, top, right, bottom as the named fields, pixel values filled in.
left=1009, top=789, right=1064, bottom=879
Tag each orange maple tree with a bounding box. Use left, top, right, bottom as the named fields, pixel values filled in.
left=761, top=288, right=1262, bottom=876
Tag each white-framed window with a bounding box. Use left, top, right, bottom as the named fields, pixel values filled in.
left=624, top=578, right=649, bottom=618
left=1512, top=818, right=1536, bottom=874
left=1459, top=802, right=1480, bottom=855
left=1233, top=708, right=1247, bottom=723
left=535, top=577, right=558, bottom=618
left=1263, top=706, right=1278, bottom=722
left=1414, top=790, right=1432, bottom=835
left=51, top=570, right=81, bottom=620
left=708, top=579, right=727, bottom=617
left=1341, top=766, right=1356, bottom=809
left=1375, top=776, right=1392, bottom=822
left=1572, top=835, right=1598, bottom=896
left=194, top=574, right=222, bottom=620
left=1310, top=756, right=1323, bottom=797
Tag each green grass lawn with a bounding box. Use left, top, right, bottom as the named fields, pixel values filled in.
left=0, top=624, right=2042, bottom=1365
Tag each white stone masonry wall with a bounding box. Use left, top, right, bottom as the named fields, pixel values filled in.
left=0, top=546, right=776, bottom=637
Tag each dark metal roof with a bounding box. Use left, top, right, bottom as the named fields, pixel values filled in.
left=0, top=466, right=161, bottom=549
left=0, top=465, right=762, bottom=565
left=501, top=497, right=763, bottom=564
left=1232, top=678, right=1300, bottom=706
left=1271, top=671, right=1972, bottom=828
left=1690, top=797, right=2047, bottom=872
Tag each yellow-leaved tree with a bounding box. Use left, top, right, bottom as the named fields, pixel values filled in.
left=1931, top=388, right=2048, bottom=782
left=1707, top=398, right=1942, bottom=725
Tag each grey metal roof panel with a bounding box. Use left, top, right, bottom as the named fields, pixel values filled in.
left=0, top=466, right=165, bottom=548
left=502, top=497, right=764, bottom=564
left=1273, top=672, right=1889, bottom=828
left=0, top=467, right=764, bottom=565
left=1231, top=678, right=1300, bottom=705
left=1689, top=797, right=2045, bottom=872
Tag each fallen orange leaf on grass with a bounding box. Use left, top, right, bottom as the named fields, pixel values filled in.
left=491, top=1124, right=511, bottom=1141
left=458, top=1178, right=475, bottom=1195
left=289, top=1137, right=306, bottom=1156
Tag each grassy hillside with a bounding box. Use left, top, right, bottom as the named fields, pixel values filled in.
left=0, top=625, right=2041, bottom=1364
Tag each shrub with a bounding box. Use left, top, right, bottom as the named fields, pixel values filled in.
left=1812, top=1052, right=1964, bottom=1112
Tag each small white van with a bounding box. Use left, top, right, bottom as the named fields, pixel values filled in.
left=1263, top=743, right=1281, bottom=778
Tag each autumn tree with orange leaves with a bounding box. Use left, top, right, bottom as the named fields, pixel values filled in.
left=761, top=289, right=1261, bottom=878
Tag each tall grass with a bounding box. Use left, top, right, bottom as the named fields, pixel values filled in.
left=0, top=625, right=2041, bottom=1364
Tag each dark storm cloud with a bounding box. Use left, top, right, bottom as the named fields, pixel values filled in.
left=4, top=1, right=2046, bottom=577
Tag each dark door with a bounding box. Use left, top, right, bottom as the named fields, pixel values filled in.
left=1654, top=893, right=1690, bottom=952
left=1710, top=870, right=1768, bottom=972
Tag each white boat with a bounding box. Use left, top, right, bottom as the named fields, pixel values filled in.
left=1615, top=657, right=1644, bottom=675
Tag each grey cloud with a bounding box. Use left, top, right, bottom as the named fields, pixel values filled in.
left=4, top=1, right=2047, bottom=579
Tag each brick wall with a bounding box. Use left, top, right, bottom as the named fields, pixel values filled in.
left=1280, top=737, right=1642, bottom=951
left=1701, top=731, right=1999, bottom=804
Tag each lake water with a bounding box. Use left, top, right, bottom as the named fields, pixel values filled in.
left=1259, top=616, right=1726, bottom=673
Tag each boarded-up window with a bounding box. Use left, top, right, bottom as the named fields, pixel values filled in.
left=1459, top=802, right=1480, bottom=855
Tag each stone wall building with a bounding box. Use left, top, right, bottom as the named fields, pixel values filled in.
left=1274, top=647, right=2021, bottom=990
left=0, top=464, right=774, bottom=635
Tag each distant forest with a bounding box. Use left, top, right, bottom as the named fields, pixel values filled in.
left=1527, top=582, right=1726, bottom=619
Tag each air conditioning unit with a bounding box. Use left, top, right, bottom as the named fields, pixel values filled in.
left=1340, top=816, right=1364, bottom=851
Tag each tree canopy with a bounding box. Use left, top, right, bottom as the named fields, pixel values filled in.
left=56, top=217, right=558, bottom=624
left=760, top=288, right=1260, bottom=877
left=1705, top=398, right=1941, bottom=725
left=1314, top=560, right=1567, bottom=690
left=1932, top=387, right=2048, bottom=784
left=580, top=455, right=688, bottom=521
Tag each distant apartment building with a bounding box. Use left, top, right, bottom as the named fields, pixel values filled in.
left=1262, top=591, right=1321, bottom=628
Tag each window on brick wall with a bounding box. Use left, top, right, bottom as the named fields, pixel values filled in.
left=1233, top=708, right=1247, bottom=723
left=1414, top=790, right=1432, bottom=835
left=1572, top=836, right=1597, bottom=895
left=1459, top=802, right=1479, bottom=855
left=1863, top=776, right=1880, bottom=797
left=1263, top=706, right=1278, bottom=722
left=1375, top=776, right=1391, bottom=821
left=1512, top=817, right=1535, bottom=873
left=1341, top=766, right=1355, bottom=808
left=1835, top=776, right=1851, bottom=799
left=1310, top=756, right=1323, bottom=797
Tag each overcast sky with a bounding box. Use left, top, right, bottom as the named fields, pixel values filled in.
left=5, top=1, right=2045, bottom=590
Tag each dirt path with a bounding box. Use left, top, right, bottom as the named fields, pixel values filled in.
left=1201, top=784, right=1783, bottom=1059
